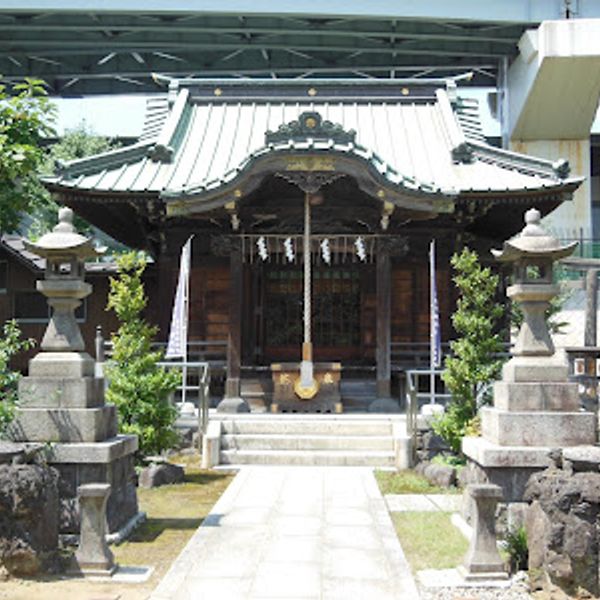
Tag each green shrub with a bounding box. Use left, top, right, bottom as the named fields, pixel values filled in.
left=431, top=454, right=466, bottom=469
left=504, top=526, right=528, bottom=572
left=434, top=248, right=504, bottom=454
left=0, top=320, right=34, bottom=434
left=106, top=252, right=180, bottom=459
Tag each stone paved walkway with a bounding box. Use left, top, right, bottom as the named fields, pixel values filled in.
left=150, top=466, right=420, bottom=600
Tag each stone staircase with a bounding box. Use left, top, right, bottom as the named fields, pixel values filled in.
left=205, top=415, right=409, bottom=467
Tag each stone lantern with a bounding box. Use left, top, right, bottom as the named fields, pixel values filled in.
left=492, top=207, right=577, bottom=357
left=462, top=207, right=596, bottom=511
left=9, top=208, right=140, bottom=538
left=24, top=207, right=104, bottom=353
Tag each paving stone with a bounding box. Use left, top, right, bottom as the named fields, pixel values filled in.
left=323, top=525, right=381, bottom=550
left=325, top=507, right=374, bottom=526
left=150, top=466, right=419, bottom=600
left=427, top=494, right=463, bottom=512
left=261, top=535, right=321, bottom=563
left=323, top=547, right=389, bottom=579
left=250, top=562, right=321, bottom=597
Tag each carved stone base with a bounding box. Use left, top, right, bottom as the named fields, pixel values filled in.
left=216, top=397, right=250, bottom=413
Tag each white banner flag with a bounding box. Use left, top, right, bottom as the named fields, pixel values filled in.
left=430, top=239, right=442, bottom=369
left=165, top=236, right=193, bottom=360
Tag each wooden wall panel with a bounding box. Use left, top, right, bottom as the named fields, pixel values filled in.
left=391, top=262, right=452, bottom=344
left=189, top=262, right=230, bottom=342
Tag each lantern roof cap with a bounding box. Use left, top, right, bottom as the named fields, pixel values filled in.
left=492, top=208, right=577, bottom=262
left=24, top=207, right=105, bottom=260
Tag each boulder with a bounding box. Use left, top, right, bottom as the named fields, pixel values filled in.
left=423, top=462, right=457, bottom=488
left=563, top=446, right=600, bottom=473
left=138, top=462, right=185, bottom=488
left=0, top=464, right=59, bottom=576
left=525, top=465, right=600, bottom=597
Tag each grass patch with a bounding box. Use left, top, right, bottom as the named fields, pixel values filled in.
left=114, top=459, right=233, bottom=573
left=1, top=456, right=234, bottom=600
left=375, top=469, right=459, bottom=495
left=392, top=512, right=468, bottom=571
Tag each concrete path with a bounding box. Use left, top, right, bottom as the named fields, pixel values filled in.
left=151, top=466, right=420, bottom=600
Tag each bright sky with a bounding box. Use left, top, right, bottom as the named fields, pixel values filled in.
left=54, top=94, right=150, bottom=137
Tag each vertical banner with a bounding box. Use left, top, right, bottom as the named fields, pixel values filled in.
left=166, top=236, right=193, bottom=402
left=429, top=239, right=442, bottom=403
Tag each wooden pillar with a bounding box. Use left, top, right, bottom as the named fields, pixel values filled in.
left=225, top=239, right=242, bottom=398
left=376, top=243, right=391, bottom=398
left=217, top=239, right=249, bottom=412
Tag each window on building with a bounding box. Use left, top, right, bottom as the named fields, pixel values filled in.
left=14, top=290, right=86, bottom=323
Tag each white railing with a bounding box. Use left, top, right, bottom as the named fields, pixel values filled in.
left=95, top=325, right=214, bottom=445
left=405, top=368, right=451, bottom=440
left=158, top=360, right=211, bottom=445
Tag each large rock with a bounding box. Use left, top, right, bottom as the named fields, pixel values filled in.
left=138, top=462, right=185, bottom=488
left=525, top=460, right=600, bottom=597
left=0, top=464, right=59, bottom=576
left=416, top=461, right=457, bottom=488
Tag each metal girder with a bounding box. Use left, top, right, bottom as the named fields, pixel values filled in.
left=0, top=1, right=591, bottom=94
left=0, top=1, right=591, bottom=23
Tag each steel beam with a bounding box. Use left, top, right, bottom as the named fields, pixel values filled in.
left=0, top=0, right=591, bottom=23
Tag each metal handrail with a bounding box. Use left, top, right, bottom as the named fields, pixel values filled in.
left=95, top=326, right=213, bottom=444
left=95, top=326, right=227, bottom=364
left=158, top=360, right=211, bottom=445
left=405, top=368, right=451, bottom=440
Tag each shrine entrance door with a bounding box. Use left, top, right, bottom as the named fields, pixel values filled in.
left=254, top=265, right=372, bottom=364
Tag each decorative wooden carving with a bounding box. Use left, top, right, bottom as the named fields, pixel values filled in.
left=275, top=171, right=344, bottom=194
left=266, top=111, right=356, bottom=145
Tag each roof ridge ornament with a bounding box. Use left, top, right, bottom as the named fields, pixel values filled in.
left=265, top=111, right=356, bottom=145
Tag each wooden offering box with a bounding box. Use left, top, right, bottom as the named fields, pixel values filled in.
left=270, top=362, right=342, bottom=413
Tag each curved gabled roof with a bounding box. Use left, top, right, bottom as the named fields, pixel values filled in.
left=45, top=78, right=581, bottom=212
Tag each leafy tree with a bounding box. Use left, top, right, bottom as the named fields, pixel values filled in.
left=434, top=248, right=504, bottom=454
left=105, top=252, right=180, bottom=459
left=0, top=78, right=55, bottom=233
left=29, top=123, right=120, bottom=239
left=0, top=320, right=35, bottom=434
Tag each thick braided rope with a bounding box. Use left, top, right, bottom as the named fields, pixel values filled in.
left=304, top=192, right=311, bottom=345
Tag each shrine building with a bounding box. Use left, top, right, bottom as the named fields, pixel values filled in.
left=44, top=77, right=581, bottom=411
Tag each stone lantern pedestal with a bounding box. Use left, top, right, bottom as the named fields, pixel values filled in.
left=8, top=208, right=139, bottom=535
left=463, top=209, right=597, bottom=507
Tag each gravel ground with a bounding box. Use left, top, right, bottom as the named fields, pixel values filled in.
left=419, top=572, right=532, bottom=600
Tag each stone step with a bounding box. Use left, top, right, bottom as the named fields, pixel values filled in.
left=219, top=449, right=396, bottom=467
left=240, top=379, right=271, bottom=397
left=220, top=419, right=393, bottom=436
left=338, top=398, right=374, bottom=413
left=221, top=433, right=394, bottom=451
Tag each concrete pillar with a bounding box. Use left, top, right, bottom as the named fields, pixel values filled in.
left=461, top=484, right=507, bottom=582
left=505, top=20, right=600, bottom=235
left=71, top=483, right=116, bottom=577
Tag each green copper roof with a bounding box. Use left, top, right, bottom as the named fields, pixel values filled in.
left=46, top=78, right=581, bottom=209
